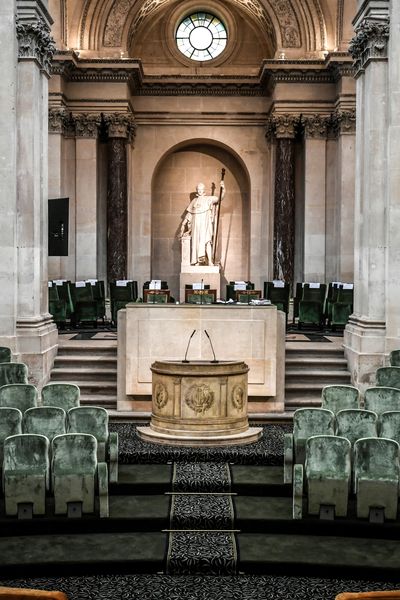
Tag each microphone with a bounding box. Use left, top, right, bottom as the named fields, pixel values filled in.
left=183, top=329, right=197, bottom=363
left=200, top=279, right=204, bottom=305
left=204, top=329, right=218, bottom=363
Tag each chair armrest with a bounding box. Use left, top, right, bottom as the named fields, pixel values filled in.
left=293, top=463, right=304, bottom=520
left=97, top=462, right=109, bottom=518
left=284, top=433, right=294, bottom=484
left=108, top=431, right=118, bottom=484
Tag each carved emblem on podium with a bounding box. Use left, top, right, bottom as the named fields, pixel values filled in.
left=231, top=385, right=244, bottom=410
left=154, top=383, right=168, bottom=409
left=185, top=384, right=214, bottom=414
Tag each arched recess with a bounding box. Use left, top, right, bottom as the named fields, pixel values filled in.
left=74, top=0, right=333, bottom=56
left=151, top=141, right=250, bottom=299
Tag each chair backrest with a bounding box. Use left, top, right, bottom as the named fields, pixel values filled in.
left=0, top=363, right=28, bottom=387
left=376, top=367, right=400, bottom=389
left=0, top=347, right=12, bottom=363
left=109, top=281, right=137, bottom=302
left=0, top=384, right=38, bottom=412
left=321, top=385, right=360, bottom=413
left=364, top=386, right=400, bottom=415
left=3, top=434, right=49, bottom=478
left=52, top=433, right=97, bottom=475
left=293, top=408, right=335, bottom=441
left=68, top=406, right=108, bottom=443
left=380, top=411, right=400, bottom=445
left=0, top=407, right=22, bottom=444
left=354, top=437, right=400, bottom=481
left=41, top=383, right=80, bottom=411
left=305, top=435, right=351, bottom=479
left=336, top=409, right=378, bottom=446
left=336, top=288, right=354, bottom=304
left=390, top=350, right=400, bottom=367
left=23, top=407, right=66, bottom=441
left=301, top=284, right=327, bottom=303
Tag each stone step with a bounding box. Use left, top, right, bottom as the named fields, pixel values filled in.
left=49, top=379, right=117, bottom=393
left=285, top=357, right=348, bottom=368
left=285, top=369, right=351, bottom=382
left=285, top=347, right=345, bottom=359
left=55, top=355, right=117, bottom=365
left=57, top=344, right=117, bottom=356
left=80, top=395, right=117, bottom=409
left=50, top=367, right=117, bottom=381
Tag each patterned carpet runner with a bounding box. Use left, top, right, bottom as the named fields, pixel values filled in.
left=167, top=462, right=237, bottom=575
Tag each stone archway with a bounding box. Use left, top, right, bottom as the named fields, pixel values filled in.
left=151, top=143, right=250, bottom=299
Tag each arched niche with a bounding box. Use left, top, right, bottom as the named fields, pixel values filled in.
left=151, top=142, right=250, bottom=299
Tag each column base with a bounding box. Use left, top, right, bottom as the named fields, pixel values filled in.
left=343, top=314, right=386, bottom=392
left=16, top=314, right=58, bottom=389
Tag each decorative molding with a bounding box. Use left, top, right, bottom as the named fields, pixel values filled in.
left=185, top=384, right=214, bottom=415
left=48, top=108, right=68, bottom=134
left=16, top=16, right=56, bottom=75
left=104, top=113, right=136, bottom=144
left=273, top=0, right=301, bottom=48
left=303, top=113, right=330, bottom=138
left=154, top=383, right=168, bottom=409
left=332, top=109, right=356, bottom=135
left=349, top=17, right=390, bottom=75
left=73, top=113, right=102, bottom=138
left=266, top=114, right=300, bottom=139
left=231, top=385, right=244, bottom=410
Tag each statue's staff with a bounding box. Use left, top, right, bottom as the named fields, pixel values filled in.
left=212, top=168, right=226, bottom=264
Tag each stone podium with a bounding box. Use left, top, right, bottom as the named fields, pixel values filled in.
left=137, top=359, right=262, bottom=446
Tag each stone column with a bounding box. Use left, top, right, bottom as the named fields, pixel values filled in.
left=0, top=0, right=18, bottom=350
left=303, top=114, right=329, bottom=282
left=335, top=109, right=356, bottom=282
left=15, top=0, right=58, bottom=387
left=344, top=2, right=390, bottom=388
left=105, top=114, right=135, bottom=282
left=270, top=115, right=297, bottom=286
left=74, top=113, right=101, bottom=280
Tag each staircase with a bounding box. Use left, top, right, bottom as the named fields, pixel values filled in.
left=49, top=339, right=117, bottom=410
left=285, top=342, right=351, bottom=412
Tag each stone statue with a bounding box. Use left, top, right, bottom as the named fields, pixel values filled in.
left=180, top=181, right=225, bottom=266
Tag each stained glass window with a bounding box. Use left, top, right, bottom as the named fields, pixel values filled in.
left=176, top=12, right=227, bottom=61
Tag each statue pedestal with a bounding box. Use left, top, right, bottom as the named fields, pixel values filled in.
left=180, top=266, right=221, bottom=303
left=179, top=236, right=221, bottom=302
left=137, top=360, right=262, bottom=446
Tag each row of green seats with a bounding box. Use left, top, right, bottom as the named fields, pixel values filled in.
left=49, top=280, right=107, bottom=327
left=0, top=382, right=80, bottom=412
left=2, top=432, right=108, bottom=519
left=0, top=405, right=118, bottom=483
left=321, top=383, right=400, bottom=414
left=293, top=282, right=354, bottom=329
left=293, top=435, right=400, bottom=521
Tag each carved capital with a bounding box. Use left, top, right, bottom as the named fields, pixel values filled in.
left=104, top=113, right=136, bottom=143
left=16, top=16, right=56, bottom=75
left=332, top=109, right=357, bottom=135
left=266, top=114, right=299, bottom=139
left=349, top=17, right=390, bottom=74
left=303, top=114, right=330, bottom=139
left=74, top=113, right=102, bottom=138
left=48, top=108, right=68, bottom=134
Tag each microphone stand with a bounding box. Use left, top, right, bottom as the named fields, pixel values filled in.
left=182, top=329, right=197, bottom=363
left=204, top=329, right=218, bottom=363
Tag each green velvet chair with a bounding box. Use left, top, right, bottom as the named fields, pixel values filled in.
left=335, top=409, right=378, bottom=447
left=226, top=281, right=254, bottom=301
left=390, top=350, right=400, bottom=367
left=305, top=435, right=351, bottom=518
left=263, top=281, right=290, bottom=322
left=380, top=411, right=400, bottom=445
left=0, top=363, right=28, bottom=387
left=88, top=280, right=106, bottom=322
left=54, top=282, right=74, bottom=323
left=325, top=283, right=342, bottom=324
left=68, top=406, right=118, bottom=483
left=292, top=282, right=304, bottom=324
left=292, top=463, right=304, bottom=519
left=41, top=383, right=80, bottom=411
left=0, top=407, right=22, bottom=465
left=331, top=287, right=353, bottom=330
left=23, top=407, right=66, bottom=441
left=284, top=407, right=335, bottom=484
left=0, top=384, right=38, bottom=412
left=376, top=366, right=400, bottom=389
left=51, top=433, right=109, bottom=518
left=298, top=283, right=327, bottom=329
left=48, top=285, right=67, bottom=328
left=364, top=386, right=400, bottom=416
left=321, top=384, right=360, bottom=414
left=70, top=283, right=98, bottom=327
left=109, top=281, right=137, bottom=324
left=353, top=437, right=400, bottom=520
left=3, top=433, right=49, bottom=517
left=0, top=347, right=11, bottom=363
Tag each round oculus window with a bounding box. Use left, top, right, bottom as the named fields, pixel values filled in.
left=175, top=12, right=227, bottom=61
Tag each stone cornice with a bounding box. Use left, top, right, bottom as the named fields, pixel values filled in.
left=16, top=15, right=56, bottom=75
left=349, top=17, right=390, bottom=75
